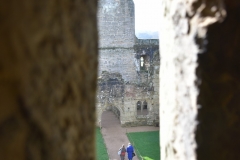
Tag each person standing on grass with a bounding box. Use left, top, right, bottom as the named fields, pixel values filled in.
left=126, top=143, right=134, bottom=160
left=119, top=144, right=126, bottom=160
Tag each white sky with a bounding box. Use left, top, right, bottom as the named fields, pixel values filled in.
left=133, top=0, right=160, bottom=38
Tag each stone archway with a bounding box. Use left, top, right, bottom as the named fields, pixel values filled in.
left=112, top=106, right=120, bottom=119
left=100, top=106, right=122, bottom=128
left=96, top=72, right=125, bottom=126
left=96, top=99, right=124, bottom=128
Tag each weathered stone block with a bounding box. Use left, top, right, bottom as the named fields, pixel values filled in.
left=0, top=0, right=98, bottom=159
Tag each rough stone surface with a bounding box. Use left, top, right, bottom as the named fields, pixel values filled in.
left=0, top=0, right=98, bottom=160
left=159, top=0, right=225, bottom=160
left=98, top=49, right=137, bottom=82
left=97, top=0, right=160, bottom=127
left=98, top=0, right=135, bottom=48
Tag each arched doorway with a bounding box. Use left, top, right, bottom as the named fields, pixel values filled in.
left=101, top=107, right=121, bottom=128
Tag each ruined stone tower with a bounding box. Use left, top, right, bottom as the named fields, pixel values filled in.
left=96, top=0, right=160, bottom=127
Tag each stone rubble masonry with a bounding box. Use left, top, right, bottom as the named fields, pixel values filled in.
left=98, top=48, right=137, bottom=82
left=97, top=0, right=160, bottom=128
left=98, top=0, right=135, bottom=48
left=0, top=0, right=98, bottom=160
left=159, top=0, right=240, bottom=160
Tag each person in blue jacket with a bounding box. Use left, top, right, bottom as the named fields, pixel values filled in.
left=126, top=143, right=134, bottom=160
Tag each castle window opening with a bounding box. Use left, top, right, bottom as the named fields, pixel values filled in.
left=137, top=101, right=142, bottom=116
left=140, top=56, right=146, bottom=71
left=142, top=101, right=148, bottom=115
left=143, top=101, right=147, bottom=109
left=137, top=101, right=142, bottom=110
left=140, top=57, right=144, bottom=67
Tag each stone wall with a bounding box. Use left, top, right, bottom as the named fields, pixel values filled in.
left=159, top=0, right=225, bottom=159
left=98, top=49, right=137, bottom=82
left=0, top=0, right=98, bottom=160
left=96, top=43, right=160, bottom=127
left=98, top=0, right=136, bottom=82
left=96, top=72, right=124, bottom=122
left=98, top=0, right=135, bottom=48
left=160, top=0, right=240, bottom=160
left=97, top=0, right=160, bottom=127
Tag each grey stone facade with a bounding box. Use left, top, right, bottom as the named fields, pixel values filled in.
left=97, top=0, right=160, bottom=127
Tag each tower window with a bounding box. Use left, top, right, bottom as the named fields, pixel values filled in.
left=140, top=56, right=145, bottom=70
left=140, top=57, right=144, bottom=67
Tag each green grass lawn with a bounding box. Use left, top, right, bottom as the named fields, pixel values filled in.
left=127, top=131, right=160, bottom=160
left=96, top=127, right=109, bottom=160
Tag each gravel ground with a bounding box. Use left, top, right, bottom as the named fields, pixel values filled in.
left=100, top=111, right=159, bottom=160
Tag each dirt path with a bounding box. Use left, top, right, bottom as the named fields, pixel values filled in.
left=101, top=111, right=159, bottom=160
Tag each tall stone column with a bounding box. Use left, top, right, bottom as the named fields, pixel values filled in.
left=0, top=0, right=98, bottom=160
left=159, top=0, right=225, bottom=160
